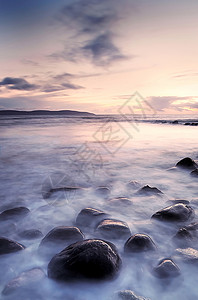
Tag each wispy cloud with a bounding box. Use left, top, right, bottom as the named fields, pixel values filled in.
left=0, top=77, right=39, bottom=91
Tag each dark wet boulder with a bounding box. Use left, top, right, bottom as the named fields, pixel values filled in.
left=151, top=203, right=194, bottom=222
left=96, top=219, right=131, bottom=240
left=48, top=239, right=121, bottom=281
left=76, top=207, right=109, bottom=228
left=153, top=258, right=180, bottom=278
left=176, top=157, right=198, bottom=170
left=137, top=185, right=163, bottom=195
left=124, top=234, right=156, bottom=253
left=0, top=207, right=30, bottom=221
left=115, top=290, right=150, bottom=300
left=95, top=186, right=110, bottom=198
left=18, top=229, right=43, bottom=240
left=0, top=237, right=25, bottom=255
left=40, top=226, right=84, bottom=246
left=2, top=268, right=45, bottom=296
left=191, top=169, right=198, bottom=177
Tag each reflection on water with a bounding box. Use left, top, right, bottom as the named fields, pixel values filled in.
left=0, top=117, right=197, bottom=299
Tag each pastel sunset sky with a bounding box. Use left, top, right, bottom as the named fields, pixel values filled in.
left=0, top=0, right=198, bottom=114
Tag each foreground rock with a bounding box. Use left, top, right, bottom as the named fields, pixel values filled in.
left=176, top=157, right=198, bottom=170
left=191, top=169, right=198, bottom=177
left=173, top=222, right=198, bottom=247
left=96, top=219, right=131, bottom=240
left=152, top=203, right=194, bottom=222
left=124, top=234, right=156, bottom=253
left=0, top=237, right=25, bottom=255
left=48, top=239, right=121, bottom=281
left=19, top=229, right=43, bottom=240
left=115, top=290, right=150, bottom=300
left=0, top=207, right=30, bottom=221
left=2, top=268, right=45, bottom=296
left=76, top=208, right=109, bottom=228
left=137, top=185, right=163, bottom=195
left=153, top=258, right=180, bottom=278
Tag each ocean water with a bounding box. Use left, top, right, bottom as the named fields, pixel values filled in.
left=0, top=114, right=197, bottom=300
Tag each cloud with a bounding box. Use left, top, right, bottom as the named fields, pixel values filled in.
left=147, top=96, right=198, bottom=112
left=0, top=77, right=38, bottom=91
left=53, top=0, right=127, bottom=66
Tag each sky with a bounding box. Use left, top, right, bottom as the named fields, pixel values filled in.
left=0, top=0, right=198, bottom=114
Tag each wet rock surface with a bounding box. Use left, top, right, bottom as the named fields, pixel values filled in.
left=76, top=207, right=109, bottom=228
left=173, top=222, right=198, bottom=246
left=137, top=185, right=163, bottom=195
left=124, top=234, right=156, bottom=253
left=18, top=229, right=43, bottom=239
left=96, top=219, right=131, bottom=240
left=48, top=239, right=121, bottom=281
left=153, top=258, right=180, bottom=278
left=191, top=169, right=198, bottom=177
left=2, top=268, right=45, bottom=296
left=0, top=207, right=30, bottom=221
left=116, top=290, right=150, bottom=300
left=175, top=247, right=198, bottom=262
left=0, top=237, right=25, bottom=255
left=176, top=157, right=198, bottom=170
left=152, top=203, right=194, bottom=222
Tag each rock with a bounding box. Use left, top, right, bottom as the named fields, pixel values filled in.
left=153, top=259, right=180, bottom=278
left=173, top=222, right=198, bottom=246
left=40, top=226, right=84, bottom=246
left=115, top=290, right=150, bottom=300
left=127, top=181, right=141, bottom=189
left=151, top=203, right=194, bottom=222
left=124, top=234, right=156, bottom=253
left=167, top=199, right=190, bottom=205
left=172, top=120, right=178, bottom=124
left=176, top=157, right=198, bottom=170
left=18, top=229, right=43, bottom=239
left=109, top=197, right=132, bottom=206
left=0, top=237, right=25, bottom=255
left=2, top=268, right=45, bottom=296
left=0, top=207, right=30, bottom=221
left=191, top=169, right=198, bottom=177
left=95, top=186, right=110, bottom=198
left=96, top=219, right=131, bottom=240
left=175, top=247, right=198, bottom=262
left=137, top=185, right=163, bottom=195
left=48, top=239, right=121, bottom=281
left=76, top=207, right=109, bottom=228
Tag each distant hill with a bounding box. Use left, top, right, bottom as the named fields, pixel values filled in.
left=0, top=110, right=95, bottom=116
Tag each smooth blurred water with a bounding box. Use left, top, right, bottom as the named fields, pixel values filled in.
left=0, top=116, right=197, bottom=299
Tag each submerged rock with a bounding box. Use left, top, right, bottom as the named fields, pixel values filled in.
left=109, top=197, right=132, bottom=206
left=176, top=157, right=198, bottom=170
left=95, top=186, right=110, bottom=198
left=124, top=234, right=156, bottom=253
left=48, top=239, right=121, bottom=281
left=137, top=185, right=163, bottom=195
left=191, top=169, right=198, bottom=177
left=115, top=290, right=150, bottom=300
left=151, top=203, right=194, bottom=222
left=175, top=247, right=198, bottom=262
left=40, top=226, right=84, bottom=246
left=173, top=223, right=198, bottom=246
left=0, top=207, right=30, bottom=221
left=127, top=180, right=141, bottom=189
left=0, top=237, right=25, bottom=255
left=153, top=258, right=180, bottom=278
left=76, top=207, right=109, bottom=228
left=18, top=229, right=43, bottom=240
left=96, top=219, right=131, bottom=240
left=2, top=268, right=45, bottom=296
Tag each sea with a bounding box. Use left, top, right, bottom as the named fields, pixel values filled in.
left=0, top=113, right=197, bottom=300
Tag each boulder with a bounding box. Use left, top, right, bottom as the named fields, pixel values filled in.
left=0, top=237, right=25, bottom=255
left=124, top=234, right=156, bottom=253
left=151, top=203, right=194, bottom=222
left=191, top=169, right=198, bottom=177
left=18, top=229, right=43, bottom=240
left=76, top=207, right=109, bottom=228
left=95, top=187, right=110, bottom=198
left=96, top=219, right=131, bottom=240
left=176, top=157, right=198, bottom=170
left=0, top=207, right=30, bottom=221
left=115, top=290, right=150, bottom=300
left=153, top=258, right=180, bottom=278
left=48, top=239, right=121, bottom=281
left=2, top=268, right=45, bottom=296
left=137, top=185, right=163, bottom=195
left=175, top=247, right=198, bottom=262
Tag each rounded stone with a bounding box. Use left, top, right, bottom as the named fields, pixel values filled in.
left=124, top=234, right=156, bottom=253
left=76, top=207, right=109, bottom=228
left=0, top=237, right=25, bottom=255
left=48, top=239, right=121, bottom=281
left=151, top=203, right=194, bottom=222
left=96, top=219, right=131, bottom=240
left=153, top=259, right=180, bottom=278
left=137, top=185, right=163, bottom=195
left=0, top=207, right=30, bottom=221
left=18, top=229, right=43, bottom=240
left=176, top=157, right=198, bottom=170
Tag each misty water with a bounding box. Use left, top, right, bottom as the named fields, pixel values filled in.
left=0, top=115, right=198, bottom=300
